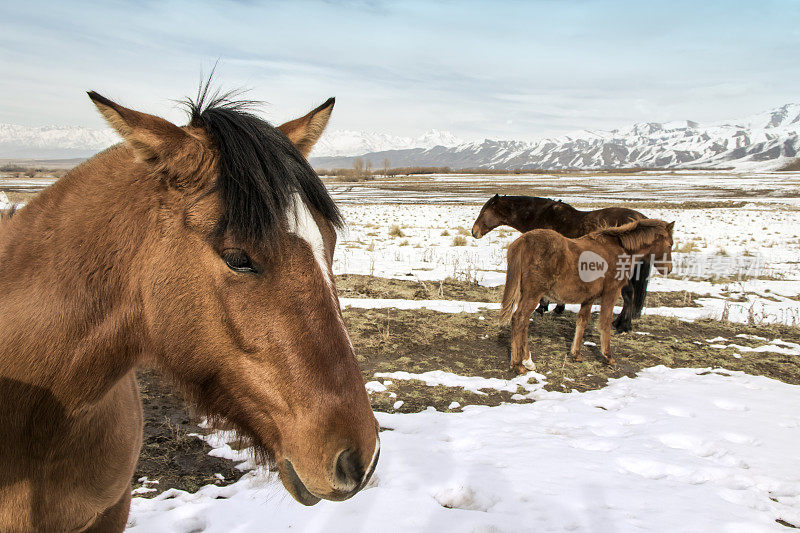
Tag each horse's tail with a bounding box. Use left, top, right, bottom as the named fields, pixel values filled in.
left=501, top=241, right=523, bottom=323
left=631, top=259, right=651, bottom=318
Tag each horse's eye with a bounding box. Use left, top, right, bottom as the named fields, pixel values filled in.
left=222, top=249, right=257, bottom=273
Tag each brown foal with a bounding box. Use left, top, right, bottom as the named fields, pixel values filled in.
left=501, top=219, right=674, bottom=374
left=473, top=194, right=650, bottom=332
left=0, top=87, right=378, bottom=532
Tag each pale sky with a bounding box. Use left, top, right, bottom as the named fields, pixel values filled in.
left=1, top=0, right=798, bottom=141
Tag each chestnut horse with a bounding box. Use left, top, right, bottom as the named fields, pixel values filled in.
left=0, top=87, right=379, bottom=532
left=501, top=219, right=673, bottom=374
left=472, top=194, right=649, bottom=332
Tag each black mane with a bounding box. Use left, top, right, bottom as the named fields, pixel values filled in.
left=184, top=86, right=342, bottom=248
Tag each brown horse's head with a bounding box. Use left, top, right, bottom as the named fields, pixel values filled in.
left=605, top=219, right=675, bottom=277
left=89, top=89, right=378, bottom=505
left=472, top=194, right=501, bottom=238
left=651, top=221, right=675, bottom=275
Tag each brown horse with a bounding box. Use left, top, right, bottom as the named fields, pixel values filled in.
left=501, top=219, right=674, bottom=374
left=0, top=87, right=379, bottom=532
left=472, top=194, right=649, bottom=332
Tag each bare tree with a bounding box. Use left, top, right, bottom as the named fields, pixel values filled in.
left=382, top=158, right=391, bottom=176
left=353, top=158, right=364, bottom=178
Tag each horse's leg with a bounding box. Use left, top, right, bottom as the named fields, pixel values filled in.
left=510, top=295, right=539, bottom=374
left=84, top=490, right=131, bottom=533
left=599, top=293, right=617, bottom=365
left=552, top=303, right=566, bottom=315
left=631, top=260, right=651, bottom=319
left=570, top=303, right=592, bottom=362
left=535, top=297, right=549, bottom=315
left=612, top=280, right=634, bottom=333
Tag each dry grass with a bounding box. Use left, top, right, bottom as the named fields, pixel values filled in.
left=674, top=240, right=701, bottom=253
left=344, top=306, right=800, bottom=413
left=335, top=274, right=705, bottom=308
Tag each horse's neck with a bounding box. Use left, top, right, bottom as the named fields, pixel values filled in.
left=499, top=198, right=542, bottom=232
left=0, top=150, right=152, bottom=408
left=508, top=199, right=585, bottom=235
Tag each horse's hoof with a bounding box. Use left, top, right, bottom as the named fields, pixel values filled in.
left=511, top=364, right=528, bottom=375
left=534, top=307, right=545, bottom=316
left=571, top=352, right=583, bottom=362
left=553, top=305, right=565, bottom=315
left=603, top=357, right=617, bottom=366
left=614, top=321, right=632, bottom=334
left=522, top=354, right=536, bottom=371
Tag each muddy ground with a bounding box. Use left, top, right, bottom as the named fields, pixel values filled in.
left=133, top=370, right=244, bottom=495
left=132, top=274, right=800, bottom=497
left=335, top=273, right=706, bottom=307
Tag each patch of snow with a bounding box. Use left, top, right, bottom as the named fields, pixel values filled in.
left=365, top=381, right=388, bottom=393
left=129, top=367, right=800, bottom=532
left=373, top=369, right=545, bottom=397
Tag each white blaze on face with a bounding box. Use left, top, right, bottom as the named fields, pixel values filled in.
left=286, top=192, right=333, bottom=287
left=286, top=192, right=356, bottom=352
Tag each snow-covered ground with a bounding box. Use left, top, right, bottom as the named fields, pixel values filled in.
left=332, top=201, right=800, bottom=325
left=126, top=173, right=800, bottom=531
left=129, top=367, right=800, bottom=532
left=326, top=170, right=800, bottom=205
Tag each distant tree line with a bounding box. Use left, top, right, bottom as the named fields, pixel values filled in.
left=314, top=162, right=731, bottom=180
left=0, top=164, right=68, bottom=179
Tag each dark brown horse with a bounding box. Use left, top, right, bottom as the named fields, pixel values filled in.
left=0, top=87, right=378, bottom=532
left=501, top=219, right=674, bottom=374
left=472, top=194, right=649, bottom=332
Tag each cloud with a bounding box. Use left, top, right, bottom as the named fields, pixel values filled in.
left=0, top=0, right=798, bottom=139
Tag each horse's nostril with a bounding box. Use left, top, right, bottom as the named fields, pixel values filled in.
left=334, top=449, right=364, bottom=491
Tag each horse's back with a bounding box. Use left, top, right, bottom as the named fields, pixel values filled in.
left=513, top=229, right=571, bottom=277
left=515, top=228, right=568, bottom=251
left=580, top=207, right=645, bottom=234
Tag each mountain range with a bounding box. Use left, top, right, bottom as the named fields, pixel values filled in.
left=309, top=104, right=800, bottom=171
left=2, top=104, right=799, bottom=170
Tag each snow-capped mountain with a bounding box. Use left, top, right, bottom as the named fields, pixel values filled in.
left=0, top=123, right=120, bottom=159
left=3, top=104, right=800, bottom=170
left=310, top=129, right=462, bottom=158
left=0, top=123, right=461, bottom=160
left=310, top=104, right=800, bottom=171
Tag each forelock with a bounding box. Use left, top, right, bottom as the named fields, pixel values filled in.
left=184, top=85, right=342, bottom=251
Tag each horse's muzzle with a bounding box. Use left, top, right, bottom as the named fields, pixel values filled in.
left=280, top=435, right=380, bottom=506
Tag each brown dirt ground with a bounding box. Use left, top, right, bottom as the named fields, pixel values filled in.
left=335, top=273, right=705, bottom=307
left=133, top=370, right=244, bottom=496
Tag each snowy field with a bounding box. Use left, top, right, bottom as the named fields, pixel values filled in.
left=323, top=170, right=800, bottom=205
left=331, top=200, right=800, bottom=326
left=110, top=171, right=800, bottom=530
left=130, top=368, right=800, bottom=532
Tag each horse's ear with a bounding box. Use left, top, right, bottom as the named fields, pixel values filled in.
left=88, top=91, right=195, bottom=166
left=278, top=97, right=335, bottom=158
left=493, top=194, right=499, bottom=199
left=667, top=221, right=675, bottom=233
